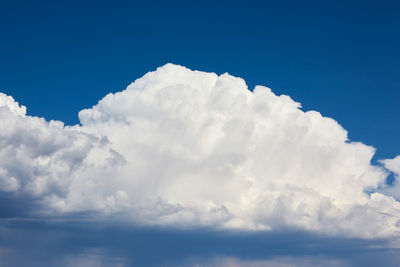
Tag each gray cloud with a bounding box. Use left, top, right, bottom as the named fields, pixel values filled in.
left=0, top=219, right=399, bottom=266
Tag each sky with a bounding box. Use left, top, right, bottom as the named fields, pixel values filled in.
left=0, top=0, right=399, bottom=266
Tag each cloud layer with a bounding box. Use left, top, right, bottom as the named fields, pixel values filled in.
left=1, top=64, right=399, bottom=238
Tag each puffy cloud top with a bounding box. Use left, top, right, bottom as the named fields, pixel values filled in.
left=1, top=64, right=399, bottom=238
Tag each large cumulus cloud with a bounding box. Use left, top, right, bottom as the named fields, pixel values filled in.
left=1, top=64, right=399, bottom=238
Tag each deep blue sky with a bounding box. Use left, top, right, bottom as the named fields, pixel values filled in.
left=0, top=0, right=399, bottom=160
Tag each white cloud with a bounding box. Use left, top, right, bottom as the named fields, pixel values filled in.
left=0, top=93, right=125, bottom=212
left=381, top=156, right=400, bottom=177
left=378, top=156, right=400, bottom=199
left=0, top=64, right=399, bottom=238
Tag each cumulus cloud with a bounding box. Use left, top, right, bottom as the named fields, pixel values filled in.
left=0, top=92, right=125, bottom=213
left=0, top=64, right=399, bottom=238
left=381, top=156, right=400, bottom=178
left=379, top=156, right=400, bottom=199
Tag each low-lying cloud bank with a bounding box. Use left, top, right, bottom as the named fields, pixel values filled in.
left=2, top=222, right=398, bottom=267
left=0, top=64, right=399, bottom=239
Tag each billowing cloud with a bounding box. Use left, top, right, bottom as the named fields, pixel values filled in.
left=0, top=64, right=399, bottom=238
left=379, top=156, right=400, bottom=199
left=0, top=92, right=125, bottom=213
left=381, top=156, right=400, bottom=178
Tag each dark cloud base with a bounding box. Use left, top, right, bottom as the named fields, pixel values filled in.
left=0, top=219, right=399, bottom=266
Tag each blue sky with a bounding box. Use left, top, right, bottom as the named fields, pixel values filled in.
left=0, top=1, right=400, bottom=266
left=1, top=0, right=399, bottom=159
